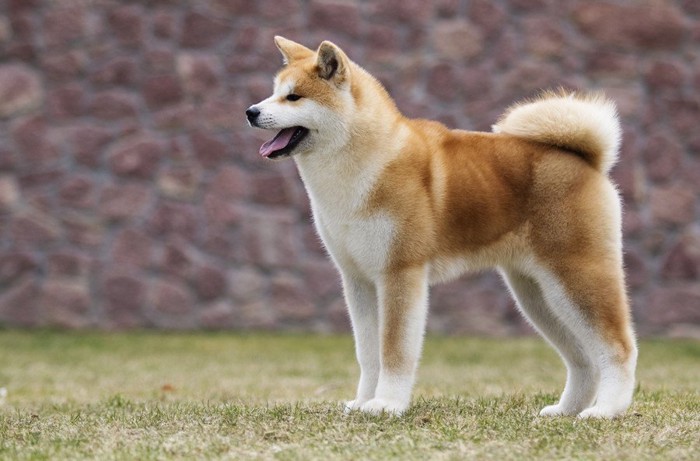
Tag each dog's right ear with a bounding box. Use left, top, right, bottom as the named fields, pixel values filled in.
left=274, top=36, right=313, bottom=65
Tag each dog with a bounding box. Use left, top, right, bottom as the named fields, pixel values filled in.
left=246, top=36, right=637, bottom=418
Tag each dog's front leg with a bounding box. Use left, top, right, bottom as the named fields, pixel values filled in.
left=360, top=265, right=429, bottom=416
left=342, top=274, right=380, bottom=413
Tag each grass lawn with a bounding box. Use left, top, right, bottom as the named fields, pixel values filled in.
left=0, top=331, right=698, bottom=460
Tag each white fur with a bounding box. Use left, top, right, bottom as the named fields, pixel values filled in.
left=493, top=92, right=621, bottom=174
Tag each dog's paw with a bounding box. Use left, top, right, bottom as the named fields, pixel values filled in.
left=343, top=399, right=366, bottom=414
left=577, top=406, right=622, bottom=419
left=539, top=404, right=577, bottom=417
left=359, top=398, right=407, bottom=416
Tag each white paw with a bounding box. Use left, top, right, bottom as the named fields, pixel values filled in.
left=359, top=398, right=407, bottom=416
left=539, top=404, right=577, bottom=417
left=577, top=406, right=621, bottom=419
left=343, top=399, right=367, bottom=414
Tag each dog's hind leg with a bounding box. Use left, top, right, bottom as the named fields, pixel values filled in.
left=543, top=263, right=637, bottom=419
left=501, top=269, right=599, bottom=416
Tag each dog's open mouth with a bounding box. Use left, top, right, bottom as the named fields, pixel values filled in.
left=259, top=127, right=309, bottom=159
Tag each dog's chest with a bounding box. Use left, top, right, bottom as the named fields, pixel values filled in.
left=312, top=204, right=394, bottom=277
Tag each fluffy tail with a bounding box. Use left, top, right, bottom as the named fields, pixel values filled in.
left=492, top=90, right=621, bottom=175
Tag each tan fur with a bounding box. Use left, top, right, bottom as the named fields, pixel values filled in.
left=249, top=37, right=637, bottom=417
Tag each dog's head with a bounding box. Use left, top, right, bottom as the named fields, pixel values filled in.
left=246, top=36, right=354, bottom=160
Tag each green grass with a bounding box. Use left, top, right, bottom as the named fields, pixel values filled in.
left=0, top=332, right=698, bottom=460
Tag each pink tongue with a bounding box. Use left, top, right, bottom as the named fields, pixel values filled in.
left=259, top=128, right=296, bottom=157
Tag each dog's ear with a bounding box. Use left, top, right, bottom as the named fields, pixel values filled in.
left=316, top=41, right=348, bottom=83
left=274, top=36, right=313, bottom=65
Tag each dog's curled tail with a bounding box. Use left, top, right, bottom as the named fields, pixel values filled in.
left=492, top=90, right=621, bottom=175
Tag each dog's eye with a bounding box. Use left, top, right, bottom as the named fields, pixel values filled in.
left=286, top=94, right=302, bottom=101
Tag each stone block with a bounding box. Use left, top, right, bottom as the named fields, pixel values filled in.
left=0, top=64, right=42, bottom=117
left=177, top=53, right=222, bottom=96
left=107, top=134, right=164, bottom=179
left=661, top=229, right=700, bottom=281
left=100, top=183, right=153, bottom=221
left=90, top=90, right=139, bottom=120
left=193, top=264, right=227, bottom=301
left=147, top=201, right=199, bottom=239
left=189, top=129, right=228, bottom=168
left=47, top=83, right=85, bottom=119
left=67, top=125, right=114, bottom=168
left=41, top=51, right=86, bottom=82
left=650, top=185, right=696, bottom=226
left=47, top=250, right=91, bottom=280
left=107, top=4, right=144, bottom=47
left=309, top=0, right=361, bottom=36
left=42, top=7, right=85, bottom=49
left=100, top=269, right=147, bottom=327
left=11, top=116, right=61, bottom=166
left=0, top=175, right=20, bottom=213
left=181, top=12, right=229, bottom=48
left=0, top=251, right=36, bottom=286
left=431, top=20, right=483, bottom=60
left=270, top=273, right=316, bottom=321
left=142, top=74, right=183, bottom=109
left=90, top=56, right=138, bottom=86
left=59, top=174, right=96, bottom=209
left=41, top=280, right=91, bottom=328
left=111, top=228, right=154, bottom=269
left=0, top=276, right=40, bottom=326
left=574, top=2, right=686, bottom=50
left=157, top=164, right=202, bottom=201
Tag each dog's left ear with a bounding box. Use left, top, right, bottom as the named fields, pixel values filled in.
left=316, top=41, right=348, bottom=83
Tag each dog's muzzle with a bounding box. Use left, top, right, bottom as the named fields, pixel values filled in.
left=246, top=106, right=260, bottom=126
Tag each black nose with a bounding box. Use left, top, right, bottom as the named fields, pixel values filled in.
left=246, top=106, right=260, bottom=122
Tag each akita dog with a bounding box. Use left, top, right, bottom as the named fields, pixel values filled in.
left=246, top=36, right=637, bottom=418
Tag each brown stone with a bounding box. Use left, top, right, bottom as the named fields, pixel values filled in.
left=58, top=174, right=95, bottom=209
left=189, top=129, right=228, bottom=168
left=60, top=212, right=105, bottom=249
left=661, top=229, right=700, bottom=281
left=160, top=238, right=195, bottom=278
left=0, top=251, right=36, bottom=285
left=142, top=74, right=183, bottom=109
left=11, top=116, right=60, bottom=166
left=111, top=228, right=154, bottom=269
left=148, top=201, right=199, bottom=239
left=0, top=276, right=40, bottom=327
left=270, top=273, right=316, bottom=321
left=90, top=90, right=139, bottom=120
left=47, top=250, right=91, bottom=279
left=107, top=134, right=164, bottom=179
left=468, top=0, right=506, bottom=39
left=181, top=12, right=230, bottom=48
left=240, top=209, right=300, bottom=267
left=0, top=175, right=20, bottom=212
left=149, top=279, right=194, bottom=316
left=645, top=59, right=686, bottom=90
left=176, top=53, right=221, bottom=96
left=643, top=134, right=683, bottom=183
left=101, top=269, right=147, bottom=326
left=426, top=63, right=458, bottom=102
left=251, top=170, right=296, bottom=206
left=309, top=0, right=361, bottom=36
left=649, top=185, right=696, bottom=226
left=157, top=164, right=202, bottom=200
left=574, top=3, right=686, bottom=50
left=41, top=51, right=86, bottom=82
left=41, top=280, right=91, bottom=328
left=229, top=267, right=267, bottom=303
left=90, top=56, right=139, bottom=86
left=152, top=10, right=176, bottom=39
left=647, top=285, right=700, bottom=327
left=42, top=7, right=85, bottom=49
left=432, top=20, right=483, bottom=60
left=47, top=83, right=85, bottom=119
left=68, top=125, right=114, bottom=168
left=107, top=4, right=144, bottom=47
left=100, top=183, right=153, bottom=221
left=193, top=264, right=227, bottom=301
left=10, top=209, right=62, bottom=247
left=199, top=300, right=236, bottom=329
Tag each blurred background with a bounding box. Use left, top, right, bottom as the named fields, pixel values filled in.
left=0, top=0, right=697, bottom=337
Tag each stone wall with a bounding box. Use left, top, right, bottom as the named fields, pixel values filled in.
left=0, top=0, right=698, bottom=336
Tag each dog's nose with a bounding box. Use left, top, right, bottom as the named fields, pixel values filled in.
left=246, top=106, right=260, bottom=122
